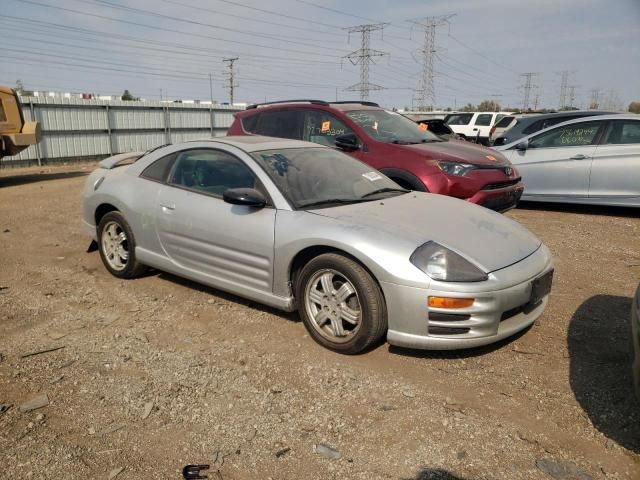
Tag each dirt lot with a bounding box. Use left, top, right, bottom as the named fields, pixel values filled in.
left=1, top=163, right=639, bottom=480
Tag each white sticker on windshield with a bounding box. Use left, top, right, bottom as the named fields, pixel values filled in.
left=362, top=171, right=383, bottom=181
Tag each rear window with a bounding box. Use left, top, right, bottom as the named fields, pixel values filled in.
left=495, top=116, right=514, bottom=128
left=445, top=113, right=473, bottom=125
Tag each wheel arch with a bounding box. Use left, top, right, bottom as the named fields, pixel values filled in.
left=288, top=245, right=387, bottom=307
left=379, top=168, right=428, bottom=192
left=95, top=202, right=120, bottom=226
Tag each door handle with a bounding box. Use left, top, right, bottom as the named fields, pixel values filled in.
left=160, top=203, right=175, bottom=211
left=570, top=154, right=587, bottom=160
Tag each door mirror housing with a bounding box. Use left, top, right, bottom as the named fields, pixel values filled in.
left=335, top=133, right=360, bottom=152
left=515, top=139, right=529, bottom=151
left=223, top=188, right=267, bottom=208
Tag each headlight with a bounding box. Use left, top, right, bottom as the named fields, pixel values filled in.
left=436, top=160, right=476, bottom=177
left=410, top=241, right=488, bottom=282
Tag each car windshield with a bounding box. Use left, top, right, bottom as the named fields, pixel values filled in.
left=346, top=110, right=442, bottom=144
left=251, top=147, right=407, bottom=209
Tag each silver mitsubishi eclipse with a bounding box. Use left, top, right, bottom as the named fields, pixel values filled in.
left=82, top=136, right=554, bottom=354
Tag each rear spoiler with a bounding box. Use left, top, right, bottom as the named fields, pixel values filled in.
left=98, top=152, right=144, bottom=170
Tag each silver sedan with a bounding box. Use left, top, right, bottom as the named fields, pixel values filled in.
left=82, top=136, right=554, bottom=354
left=495, top=114, right=640, bottom=207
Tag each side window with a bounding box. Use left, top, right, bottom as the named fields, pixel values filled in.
left=522, top=119, right=545, bottom=135
left=140, top=152, right=177, bottom=182
left=474, top=114, right=493, bottom=126
left=302, top=110, right=354, bottom=147
left=254, top=110, right=302, bottom=140
left=604, top=121, right=640, bottom=145
left=241, top=114, right=260, bottom=133
left=0, top=99, right=6, bottom=122
left=529, top=121, right=602, bottom=149
left=445, top=113, right=472, bottom=125
left=169, top=149, right=257, bottom=197
left=543, top=116, right=576, bottom=129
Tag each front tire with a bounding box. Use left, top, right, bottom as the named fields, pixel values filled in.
left=296, top=253, right=387, bottom=354
left=97, top=211, right=147, bottom=279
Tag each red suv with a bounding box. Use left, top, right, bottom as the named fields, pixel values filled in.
left=227, top=100, right=524, bottom=212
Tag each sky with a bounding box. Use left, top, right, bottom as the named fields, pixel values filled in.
left=1, top=0, right=638, bottom=110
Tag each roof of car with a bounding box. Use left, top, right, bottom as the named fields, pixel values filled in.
left=192, top=135, right=324, bottom=153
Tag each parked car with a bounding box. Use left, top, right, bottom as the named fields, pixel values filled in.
left=444, top=111, right=512, bottom=145
left=410, top=117, right=459, bottom=141
left=489, top=114, right=524, bottom=145
left=632, top=283, right=640, bottom=399
left=82, top=137, right=554, bottom=354
left=494, top=115, right=640, bottom=207
left=228, top=100, right=524, bottom=212
left=491, top=111, right=616, bottom=146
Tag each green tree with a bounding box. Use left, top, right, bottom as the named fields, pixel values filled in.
left=629, top=102, right=640, bottom=114
left=460, top=103, right=476, bottom=112
left=121, top=90, right=139, bottom=101
left=477, top=100, right=501, bottom=112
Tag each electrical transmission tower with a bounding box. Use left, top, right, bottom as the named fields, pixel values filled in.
left=222, top=57, right=239, bottom=105
left=408, top=14, right=454, bottom=110
left=568, top=85, right=577, bottom=109
left=520, top=72, right=538, bottom=111
left=557, top=70, right=573, bottom=109
left=342, top=24, right=388, bottom=101
left=589, top=88, right=601, bottom=109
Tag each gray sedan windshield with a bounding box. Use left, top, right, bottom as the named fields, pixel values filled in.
left=346, top=110, right=442, bottom=144
left=251, top=147, right=406, bottom=208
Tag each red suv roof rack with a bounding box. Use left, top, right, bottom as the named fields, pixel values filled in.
left=246, top=99, right=329, bottom=109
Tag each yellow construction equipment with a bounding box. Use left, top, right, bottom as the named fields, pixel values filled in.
left=0, top=86, right=41, bottom=159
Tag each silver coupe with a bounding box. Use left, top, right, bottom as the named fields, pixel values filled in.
left=82, top=136, right=554, bottom=354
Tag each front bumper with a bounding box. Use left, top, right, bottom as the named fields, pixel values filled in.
left=468, top=183, right=524, bottom=212
left=381, top=245, right=553, bottom=350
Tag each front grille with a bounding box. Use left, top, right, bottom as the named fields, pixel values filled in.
left=481, top=189, right=523, bottom=212
left=482, top=178, right=521, bottom=190
left=429, top=312, right=471, bottom=322
left=429, top=326, right=471, bottom=335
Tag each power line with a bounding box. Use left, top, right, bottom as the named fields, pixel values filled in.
left=342, top=24, right=389, bottom=101
left=10, top=0, right=346, bottom=58
left=408, top=15, right=454, bottom=110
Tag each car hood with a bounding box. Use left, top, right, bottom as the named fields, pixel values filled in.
left=397, top=140, right=511, bottom=166
left=311, top=192, right=540, bottom=273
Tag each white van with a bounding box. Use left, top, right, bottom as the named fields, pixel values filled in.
left=444, top=112, right=512, bottom=145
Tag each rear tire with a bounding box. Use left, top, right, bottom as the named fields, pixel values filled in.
left=296, top=253, right=387, bottom=354
left=97, top=211, right=147, bottom=279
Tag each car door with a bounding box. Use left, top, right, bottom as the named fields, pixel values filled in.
left=507, top=120, right=605, bottom=198
left=472, top=113, right=493, bottom=140
left=253, top=109, right=303, bottom=140
left=589, top=119, right=640, bottom=200
left=155, top=148, right=276, bottom=292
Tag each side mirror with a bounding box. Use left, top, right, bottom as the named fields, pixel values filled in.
left=515, top=139, right=528, bottom=151
left=335, top=133, right=360, bottom=152
left=223, top=188, right=267, bottom=208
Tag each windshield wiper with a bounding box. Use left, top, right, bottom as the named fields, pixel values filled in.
left=299, top=198, right=366, bottom=208
left=360, top=187, right=409, bottom=199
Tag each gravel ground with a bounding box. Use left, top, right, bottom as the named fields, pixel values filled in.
left=0, top=163, right=639, bottom=480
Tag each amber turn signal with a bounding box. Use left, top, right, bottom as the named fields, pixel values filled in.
left=428, top=296, right=474, bottom=309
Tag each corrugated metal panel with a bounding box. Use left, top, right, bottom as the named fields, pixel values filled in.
left=1, top=97, right=243, bottom=165
left=111, top=132, right=167, bottom=153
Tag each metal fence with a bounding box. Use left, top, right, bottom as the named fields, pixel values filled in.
left=3, top=97, right=243, bottom=167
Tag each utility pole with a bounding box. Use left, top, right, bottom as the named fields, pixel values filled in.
left=589, top=88, right=601, bottom=109
left=342, top=23, right=388, bottom=101
left=222, top=57, right=239, bottom=105
left=209, top=73, right=214, bottom=104
left=408, top=14, right=454, bottom=110
left=520, top=72, right=538, bottom=111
